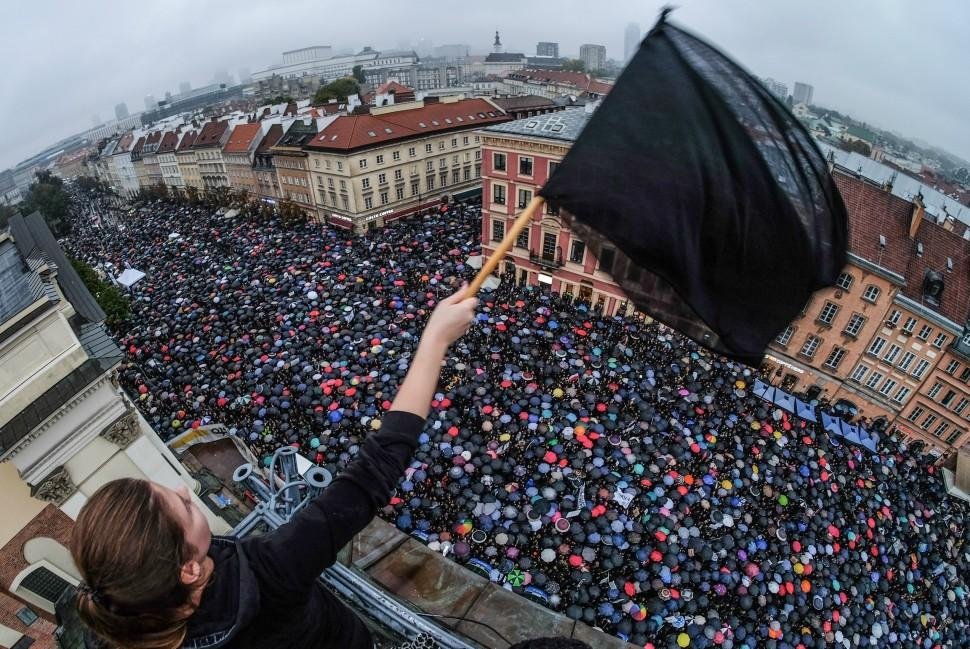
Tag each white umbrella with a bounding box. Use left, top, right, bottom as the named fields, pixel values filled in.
left=466, top=255, right=484, bottom=270
left=482, top=275, right=501, bottom=290
left=115, top=268, right=146, bottom=288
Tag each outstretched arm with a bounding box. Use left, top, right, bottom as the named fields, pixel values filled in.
left=242, top=286, right=478, bottom=600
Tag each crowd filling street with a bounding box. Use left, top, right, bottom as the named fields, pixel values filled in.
left=64, top=191, right=967, bottom=649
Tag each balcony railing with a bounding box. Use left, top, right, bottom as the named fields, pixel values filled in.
left=529, top=249, right=564, bottom=270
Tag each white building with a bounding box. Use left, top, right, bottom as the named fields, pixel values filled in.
left=793, top=82, right=814, bottom=105
left=0, top=214, right=229, bottom=643
left=761, top=77, right=789, bottom=100
left=253, top=47, right=417, bottom=83
left=579, top=44, right=606, bottom=73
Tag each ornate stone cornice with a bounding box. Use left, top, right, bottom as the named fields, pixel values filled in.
left=100, top=409, right=140, bottom=448
left=30, top=465, right=76, bottom=506
left=2, top=370, right=115, bottom=461
left=479, top=134, right=568, bottom=157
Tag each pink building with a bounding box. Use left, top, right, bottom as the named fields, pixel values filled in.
left=478, top=108, right=633, bottom=316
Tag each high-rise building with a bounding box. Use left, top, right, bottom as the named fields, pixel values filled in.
left=114, top=102, right=129, bottom=120
left=579, top=44, right=606, bottom=73
left=536, top=41, right=559, bottom=58
left=179, top=81, right=192, bottom=94
left=793, top=82, right=814, bottom=105
left=624, top=23, right=641, bottom=60
left=144, top=94, right=156, bottom=111
left=761, top=77, right=789, bottom=100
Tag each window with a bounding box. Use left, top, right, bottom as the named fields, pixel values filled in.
left=912, top=359, right=931, bottom=379
left=325, top=159, right=332, bottom=169
left=439, top=141, right=445, bottom=150
left=932, top=333, right=948, bottom=349
left=835, top=272, right=853, bottom=290
left=946, top=359, right=960, bottom=375
left=955, top=398, right=970, bottom=415
left=394, top=169, right=403, bottom=181
left=907, top=406, right=925, bottom=422
left=800, top=335, right=821, bottom=358
left=492, top=184, right=505, bottom=204
left=867, top=337, right=887, bottom=357
left=359, top=159, right=368, bottom=169
left=598, top=247, right=616, bottom=273
left=15, top=606, right=38, bottom=626
left=361, top=177, right=371, bottom=189
left=463, top=136, right=469, bottom=145
left=865, top=371, right=884, bottom=389
left=425, top=143, right=433, bottom=153
left=817, top=301, right=840, bottom=324
left=883, top=344, right=902, bottom=364
left=921, top=414, right=938, bottom=430
left=878, top=378, right=897, bottom=396
left=892, top=386, right=911, bottom=404
left=961, top=368, right=970, bottom=382
left=941, top=390, right=956, bottom=407
left=378, top=173, right=387, bottom=184
left=824, top=346, right=847, bottom=370
left=946, top=430, right=961, bottom=444
left=440, top=171, right=448, bottom=187
left=341, top=196, right=348, bottom=210
left=376, top=154, right=384, bottom=165
left=336, top=161, right=343, bottom=171
left=570, top=240, right=586, bottom=264
left=492, top=220, right=505, bottom=242
left=917, top=324, right=933, bottom=341
left=518, top=188, right=532, bottom=209
left=887, top=309, right=901, bottom=326
left=527, top=232, right=550, bottom=261
left=898, top=351, right=917, bottom=371
left=519, top=156, right=534, bottom=176
left=463, top=167, right=471, bottom=181
left=844, top=314, right=866, bottom=337
left=411, top=181, right=419, bottom=196
left=475, top=150, right=482, bottom=161
left=380, top=191, right=389, bottom=205
left=426, top=176, right=435, bottom=190
left=392, top=151, right=401, bottom=161
left=775, top=325, right=795, bottom=345
left=515, top=227, right=529, bottom=249
left=928, top=382, right=943, bottom=399
left=902, top=317, right=917, bottom=334
left=451, top=138, right=458, bottom=147
left=339, top=179, right=346, bottom=190
left=452, top=170, right=460, bottom=184
left=408, top=147, right=416, bottom=157
left=427, top=161, right=435, bottom=172
left=19, top=566, right=71, bottom=604
left=933, top=421, right=950, bottom=438
left=364, top=196, right=373, bottom=209
left=328, top=177, right=334, bottom=188
left=452, top=155, right=459, bottom=165
left=849, top=364, right=869, bottom=383
left=439, top=158, right=447, bottom=170
left=314, top=158, right=320, bottom=168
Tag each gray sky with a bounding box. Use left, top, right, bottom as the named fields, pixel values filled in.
left=3, top=0, right=968, bottom=170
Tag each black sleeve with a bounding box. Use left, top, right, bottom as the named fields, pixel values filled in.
left=240, top=410, right=425, bottom=600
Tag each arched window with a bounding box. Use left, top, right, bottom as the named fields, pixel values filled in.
left=10, top=561, right=77, bottom=613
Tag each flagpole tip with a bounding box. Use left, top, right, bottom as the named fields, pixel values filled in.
left=658, top=5, right=676, bottom=24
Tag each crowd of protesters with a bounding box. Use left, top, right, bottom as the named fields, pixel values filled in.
left=63, top=191, right=967, bottom=649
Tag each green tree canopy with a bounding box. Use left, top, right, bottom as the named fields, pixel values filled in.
left=314, top=78, right=360, bottom=104
left=22, top=172, right=71, bottom=237
left=561, top=59, right=586, bottom=73
left=69, top=257, right=131, bottom=328
left=352, top=65, right=366, bottom=84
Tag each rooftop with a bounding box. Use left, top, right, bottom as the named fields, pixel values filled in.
left=193, top=120, right=230, bottom=148
left=490, top=95, right=559, bottom=112
left=482, top=107, right=591, bottom=143
left=255, top=123, right=284, bottom=155
left=306, top=98, right=508, bottom=152
left=176, top=130, right=198, bottom=151
left=223, top=123, right=263, bottom=154
left=0, top=237, right=46, bottom=326
left=485, top=53, right=526, bottom=63
left=156, top=131, right=180, bottom=154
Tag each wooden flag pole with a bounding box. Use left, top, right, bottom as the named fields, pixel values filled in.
left=465, top=196, right=545, bottom=298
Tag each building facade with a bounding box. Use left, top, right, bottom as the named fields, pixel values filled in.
left=303, top=97, right=508, bottom=232
left=766, top=169, right=970, bottom=459
left=479, top=109, right=631, bottom=315
left=223, top=122, right=265, bottom=198
left=175, top=130, right=201, bottom=190
left=0, top=215, right=229, bottom=645
left=579, top=44, right=607, bottom=73
left=537, top=42, right=560, bottom=58
left=193, top=120, right=232, bottom=189
left=156, top=131, right=184, bottom=190
left=141, top=131, right=163, bottom=187
left=793, top=82, right=814, bottom=105
left=272, top=119, right=323, bottom=216
left=253, top=124, right=284, bottom=200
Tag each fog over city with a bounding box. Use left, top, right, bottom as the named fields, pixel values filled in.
left=2, top=0, right=968, bottom=169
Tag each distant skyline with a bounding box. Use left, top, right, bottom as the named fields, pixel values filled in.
left=2, top=0, right=968, bottom=169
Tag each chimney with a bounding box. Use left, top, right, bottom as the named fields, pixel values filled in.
left=908, top=194, right=925, bottom=240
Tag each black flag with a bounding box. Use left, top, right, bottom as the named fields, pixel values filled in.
left=539, top=12, right=847, bottom=365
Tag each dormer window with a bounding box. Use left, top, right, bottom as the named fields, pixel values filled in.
left=923, top=270, right=944, bottom=307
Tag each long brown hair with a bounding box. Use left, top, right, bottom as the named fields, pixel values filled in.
left=70, top=478, right=200, bottom=649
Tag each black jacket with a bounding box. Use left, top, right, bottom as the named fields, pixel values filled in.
left=182, top=410, right=425, bottom=649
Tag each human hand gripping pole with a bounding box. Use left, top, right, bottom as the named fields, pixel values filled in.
left=464, top=196, right=545, bottom=298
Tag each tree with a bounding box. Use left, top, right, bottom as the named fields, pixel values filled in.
left=69, top=257, right=131, bottom=329
left=352, top=65, right=366, bottom=84
left=0, top=205, right=18, bottom=230
left=313, top=78, right=360, bottom=104
left=846, top=139, right=872, bottom=157
left=22, top=173, right=71, bottom=237
left=561, top=58, right=585, bottom=73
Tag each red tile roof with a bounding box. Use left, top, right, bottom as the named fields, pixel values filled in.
left=376, top=81, right=413, bottom=95
left=255, top=124, right=284, bottom=154
left=156, top=131, right=180, bottom=154
left=836, top=170, right=970, bottom=324
left=223, top=123, right=263, bottom=153
left=176, top=130, right=198, bottom=151
left=306, top=98, right=508, bottom=152
left=193, top=120, right=230, bottom=148
left=131, top=136, right=146, bottom=155
left=507, top=69, right=613, bottom=97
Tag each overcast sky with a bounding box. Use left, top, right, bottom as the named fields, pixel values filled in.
left=3, top=0, right=968, bottom=170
